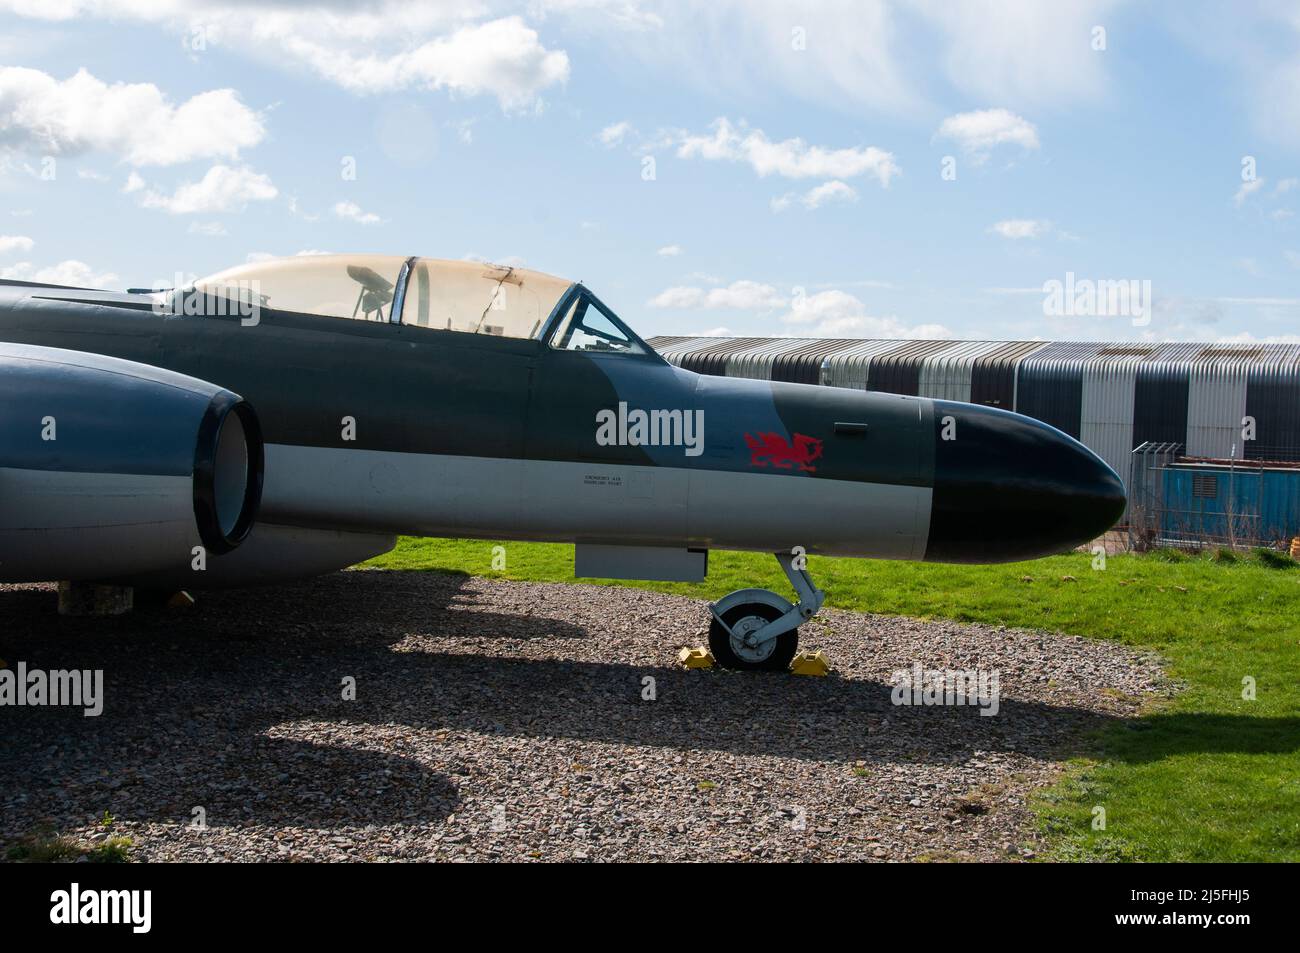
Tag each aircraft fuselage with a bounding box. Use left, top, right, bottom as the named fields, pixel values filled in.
left=0, top=279, right=1126, bottom=568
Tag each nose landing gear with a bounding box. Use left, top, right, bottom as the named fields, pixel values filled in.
left=707, top=551, right=826, bottom=672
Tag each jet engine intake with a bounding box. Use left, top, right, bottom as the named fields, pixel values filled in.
left=0, top=343, right=263, bottom=582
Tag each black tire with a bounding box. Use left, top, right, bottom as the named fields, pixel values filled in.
left=708, top=601, right=799, bottom=672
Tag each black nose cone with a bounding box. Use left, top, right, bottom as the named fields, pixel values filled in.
left=924, top=400, right=1127, bottom=564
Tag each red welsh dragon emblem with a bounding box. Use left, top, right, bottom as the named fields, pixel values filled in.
left=743, top=432, right=824, bottom=473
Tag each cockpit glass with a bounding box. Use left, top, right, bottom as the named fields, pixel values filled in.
left=180, top=256, right=651, bottom=356
left=188, top=254, right=407, bottom=321
left=549, top=292, right=647, bottom=355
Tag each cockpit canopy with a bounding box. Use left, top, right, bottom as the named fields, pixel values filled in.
left=188, top=255, right=575, bottom=340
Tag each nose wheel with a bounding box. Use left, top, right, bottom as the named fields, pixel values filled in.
left=706, top=552, right=825, bottom=672
left=708, top=601, right=799, bottom=671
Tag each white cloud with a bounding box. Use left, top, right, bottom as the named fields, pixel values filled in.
left=332, top=200, right=383, bottom=225
left=1233, top=177, right=1266, bottom=207
left=1274, top=177, right=1298, bottom=195
left=0, top=6, right=569, bottom=112
left=782, top=289, right=951, bottom=338
left=0, top=258, right=117, bottom=288
left=650, top=273, right=945, bottom=338
left=649, top=279, right=787, bottom=311
left=542, top=0, right=1125, bottom=119
left=936, top=108, right=1039, bottom=159
left=76, top=168, right=108, bottom=181
left=914, top=0, right=1118, bottom=108
left=656, top=244, right=683, bottom=256
left=772, top=179, right=858, bottom=212
left=277, top=15, right=569, bottom=110
left=677, top=118, right=898, bottom=186
left=598, top=120, right=633, bottom=147
left=0, top=66, right=264, bottom=166
left=122, top=171, right=145, bottom=193
left=802, top=179, right=858, bottom=208
left=544, top=0, right=919, bottom=114
left=139, top=165, right=277, bottom=214
left=988, top=218, right=1050, bottom=240
left=0, top=234, right=34, bottom=254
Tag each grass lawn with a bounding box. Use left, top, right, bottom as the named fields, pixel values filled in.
left=364, top=538, right=1300, bottom=862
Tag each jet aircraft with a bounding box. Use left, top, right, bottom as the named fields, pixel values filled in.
left=0, top=255, right=1125, bottom=669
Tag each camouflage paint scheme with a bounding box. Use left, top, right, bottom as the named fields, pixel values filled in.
left=0, top=272, right=1126, bottom=583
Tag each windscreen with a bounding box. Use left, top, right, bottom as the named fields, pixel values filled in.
left=399, top=259, right=572, bottom=339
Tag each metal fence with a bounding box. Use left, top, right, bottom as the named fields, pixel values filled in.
left=1127, top=442, right=1180, bottom=550
left=1127, top=441, right=1299, bottom=550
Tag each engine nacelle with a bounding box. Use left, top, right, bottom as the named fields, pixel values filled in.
left=0, top=343, right=263, bottom=582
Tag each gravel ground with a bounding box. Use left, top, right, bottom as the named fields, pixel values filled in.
left=0, top=570, right=1168, bottom=862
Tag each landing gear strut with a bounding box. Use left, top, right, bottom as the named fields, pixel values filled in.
left=707, top=552, right=825, bottom=671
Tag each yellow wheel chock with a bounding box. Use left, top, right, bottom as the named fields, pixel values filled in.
left=789, top=650, right=831, bottom=676
left=677, top=646, right=715, bottom=669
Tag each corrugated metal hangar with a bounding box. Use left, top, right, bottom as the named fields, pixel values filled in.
left=647, top=336, right=1300, bottom=501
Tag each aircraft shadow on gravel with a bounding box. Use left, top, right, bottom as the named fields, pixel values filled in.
left=4, top=570, right=1292, bottom=836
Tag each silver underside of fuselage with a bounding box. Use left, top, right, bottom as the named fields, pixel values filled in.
left=259, top=444, right=932, bottom=561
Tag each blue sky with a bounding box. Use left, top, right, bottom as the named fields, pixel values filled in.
left=0, top=1, right=1298, bottom=343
